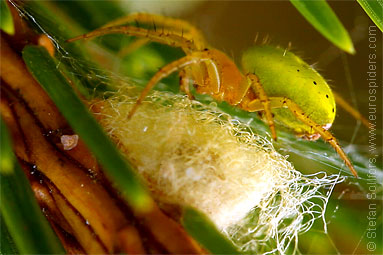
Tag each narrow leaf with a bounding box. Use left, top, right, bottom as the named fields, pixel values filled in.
left=182, top=207, right=240, bottom=254
left=1, top=213, right=19, bottom=254
left=357, top=0, right=383, bottom=32
left=0, top=117, right=14, bottom=174
left=290, top=0, right=355, bottom=54
left=22, top=45, right=152, bottom=212
left=0, top=0, right=14, bottom=35
left=0, top=118, right=65, bottom=254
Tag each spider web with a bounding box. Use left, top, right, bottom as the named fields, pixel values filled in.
left=9, top=0, right=382, bottom=254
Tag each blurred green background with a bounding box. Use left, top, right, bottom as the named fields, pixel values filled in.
left=2, top=0, right=382, bottom=254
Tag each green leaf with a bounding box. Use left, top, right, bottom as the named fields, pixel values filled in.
left=182, top=207, right=240, bottom=254
left=0, top=0, right=14, bottom=35
left=22, top=45, right=152, bottom=212
left=290, top=0, right=355, bottom=54
left=0, top=118, right=65, bottom=254
left=1, top=213, right=19, bottom=255
left=0, top=117, right=14, bottom=174
left=357, top=0, right=383, bottom=32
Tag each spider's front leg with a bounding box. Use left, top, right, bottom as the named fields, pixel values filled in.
left=127, top=51, right=218, bottom=119
left=246, top=97, right=358, bottom=177
left=67, top=25, right=197, bottom=52
left=68, top=13, right=208, bottom=54
left=97, top=13, right=208, bottom=51
left=179, top=68, right=195, bottom=100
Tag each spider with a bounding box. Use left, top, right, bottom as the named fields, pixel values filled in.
left=68, top=13, right=369, bottom=177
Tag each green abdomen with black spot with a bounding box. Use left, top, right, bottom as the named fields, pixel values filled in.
left=241, top=45, right=336, bottom=135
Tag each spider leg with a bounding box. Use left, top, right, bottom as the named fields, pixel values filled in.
left=247, top=97, right=358, bottom=177
left=246, top=73, right=277, bottom=140
left=128, top=51, right=217, bottom=119
left=333, top=91, right=371, bottom=129
left=179, top=68, right=195, bottom=100
left=99, top=13, right=208, bottom=50
left=67, top=26, right=198, bottom=53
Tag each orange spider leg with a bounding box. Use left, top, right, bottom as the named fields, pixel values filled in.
left=67, top=26, right=198, bottom=52
left=99, top=13, right=207, bottom=50
left=247, top=73, right=277, bottom=140
left=247, top=97, right=358, bottom=177
left=333, top=91, right=371, bottom=129
left=179, top=68, right=195, bottom=100
left=127, top=51, right=219, bottom=119
left=181, top=60, right=221, bottom=96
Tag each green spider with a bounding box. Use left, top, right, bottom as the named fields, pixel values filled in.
left=68, top=13, right=370, bottom=177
